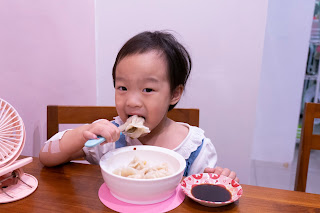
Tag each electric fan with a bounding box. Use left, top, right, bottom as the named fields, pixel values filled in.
left=0, top=98, right=38, bottom=203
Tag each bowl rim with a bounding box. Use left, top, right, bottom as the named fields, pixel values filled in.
left=100, top=145, right=186, bottom=182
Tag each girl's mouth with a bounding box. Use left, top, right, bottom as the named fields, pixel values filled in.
left=128, top=114, right=146, bottom=120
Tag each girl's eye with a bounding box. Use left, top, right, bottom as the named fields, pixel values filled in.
left=143, top=88, right=153, bottom=93
left=118, top=86, right=127, bottom=91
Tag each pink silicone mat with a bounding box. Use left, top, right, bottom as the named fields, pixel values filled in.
left=98, top=183, right=185, bottom=213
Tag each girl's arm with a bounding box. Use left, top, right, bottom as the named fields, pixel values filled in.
left=39, top=119, right=121, bottom=167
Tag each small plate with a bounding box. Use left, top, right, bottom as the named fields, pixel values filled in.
left=180, top=173, right=242, bottom=207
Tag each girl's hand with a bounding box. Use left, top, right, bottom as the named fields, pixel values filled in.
left=82, top=119, right=121, bottom=145
left=204, top=167, right=239, bottom=183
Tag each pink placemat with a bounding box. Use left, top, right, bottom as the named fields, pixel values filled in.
left=98, top=183, right=185, bottom=213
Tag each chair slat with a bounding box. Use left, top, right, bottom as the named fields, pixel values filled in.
left=311, top=135, right=320, bottom=149
left=47, top=105, right=199, bottom=140
left=295, top=102, right=320, bottom=192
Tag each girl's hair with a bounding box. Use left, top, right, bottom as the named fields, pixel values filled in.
left=112, top=31, right=192, bottom=111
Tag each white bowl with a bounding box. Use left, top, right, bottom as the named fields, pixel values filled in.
left=100, top=145, right=186, bottom=204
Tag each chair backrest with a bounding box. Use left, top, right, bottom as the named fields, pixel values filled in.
left=295, top=102, right=320, bottom=192
left=47, top=105, right=199, bottom=140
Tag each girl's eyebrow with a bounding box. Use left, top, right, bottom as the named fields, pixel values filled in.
left=144, top=77, right=160, bottom=83
left=115, top=76, right=125, bottom=82
left=115, top=76, right=160, bottom=83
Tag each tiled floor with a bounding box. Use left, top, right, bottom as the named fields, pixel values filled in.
left=250, top=123, right=320, bottom=194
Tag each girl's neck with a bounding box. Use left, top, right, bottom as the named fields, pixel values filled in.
left=139, top=116, right=171, bottom=144
left=138, top=116, right=188, bottom=149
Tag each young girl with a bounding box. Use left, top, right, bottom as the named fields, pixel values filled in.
left=39, top=31, right=239, bottom=182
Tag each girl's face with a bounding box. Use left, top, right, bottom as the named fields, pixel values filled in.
left=114, top=51, right=178, bottom=131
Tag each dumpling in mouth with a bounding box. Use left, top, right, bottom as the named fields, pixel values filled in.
left=118, top=115, right=150, bottom=138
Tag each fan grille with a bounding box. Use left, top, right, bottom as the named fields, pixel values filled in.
left=0, top=99, right=25, bottom=168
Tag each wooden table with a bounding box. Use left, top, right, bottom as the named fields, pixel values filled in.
left=3, top=157, right=320, bottom=212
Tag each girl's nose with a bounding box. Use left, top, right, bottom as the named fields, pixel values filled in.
left=126, top=94, right=142, bottom=108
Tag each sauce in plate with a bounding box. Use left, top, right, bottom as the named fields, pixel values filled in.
left=191, top=184, right=231, bottom=202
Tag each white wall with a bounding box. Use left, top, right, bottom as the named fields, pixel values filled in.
left=251, top=0, right=314, bottom=163
left=0, top=1, right=96, bottom=156
left=95, top=0, right=268, bottom=183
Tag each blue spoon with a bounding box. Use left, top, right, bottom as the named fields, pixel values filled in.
left=85, top=133, right=123, bottom=148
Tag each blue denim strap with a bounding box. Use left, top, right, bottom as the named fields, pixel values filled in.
left=183, top=139, right=204, bottom=177
left=111, top=121, right=127, bottom=148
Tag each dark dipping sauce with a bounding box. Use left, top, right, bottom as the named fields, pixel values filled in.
left=191, top=184, right=231, bottom=202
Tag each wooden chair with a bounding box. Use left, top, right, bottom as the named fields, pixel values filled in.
left=47, top=105, right=199, bottom=140
left=295, top=102, right=320, bottom=192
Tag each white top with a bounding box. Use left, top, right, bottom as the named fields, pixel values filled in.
left=47, top=116, right=218, bottom=175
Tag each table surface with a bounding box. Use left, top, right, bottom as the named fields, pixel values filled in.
left=2, top=157, right=320, bottom=212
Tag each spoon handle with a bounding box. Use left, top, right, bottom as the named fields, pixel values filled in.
left=84, top=136, right=106, bottom=148
left=84, top=132, right=123, bottom=148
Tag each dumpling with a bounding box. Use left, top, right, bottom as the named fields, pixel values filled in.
left=144, top=163, right=171, bottom=179
left=113, top=167, right=136, bottom=177
left=128, top=156, right=147, bottom=170
left=112, top=156, right=172, bottom=179
left=118, top=115, right=150, bottom=138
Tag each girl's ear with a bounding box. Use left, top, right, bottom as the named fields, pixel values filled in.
left=170, top=85, right=184, bottom=105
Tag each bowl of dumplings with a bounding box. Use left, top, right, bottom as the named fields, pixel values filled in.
left=99, top=145, right=186, bottom=204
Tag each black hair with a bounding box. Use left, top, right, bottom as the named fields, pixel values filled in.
left=112, top=31, right=192, bottom=111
